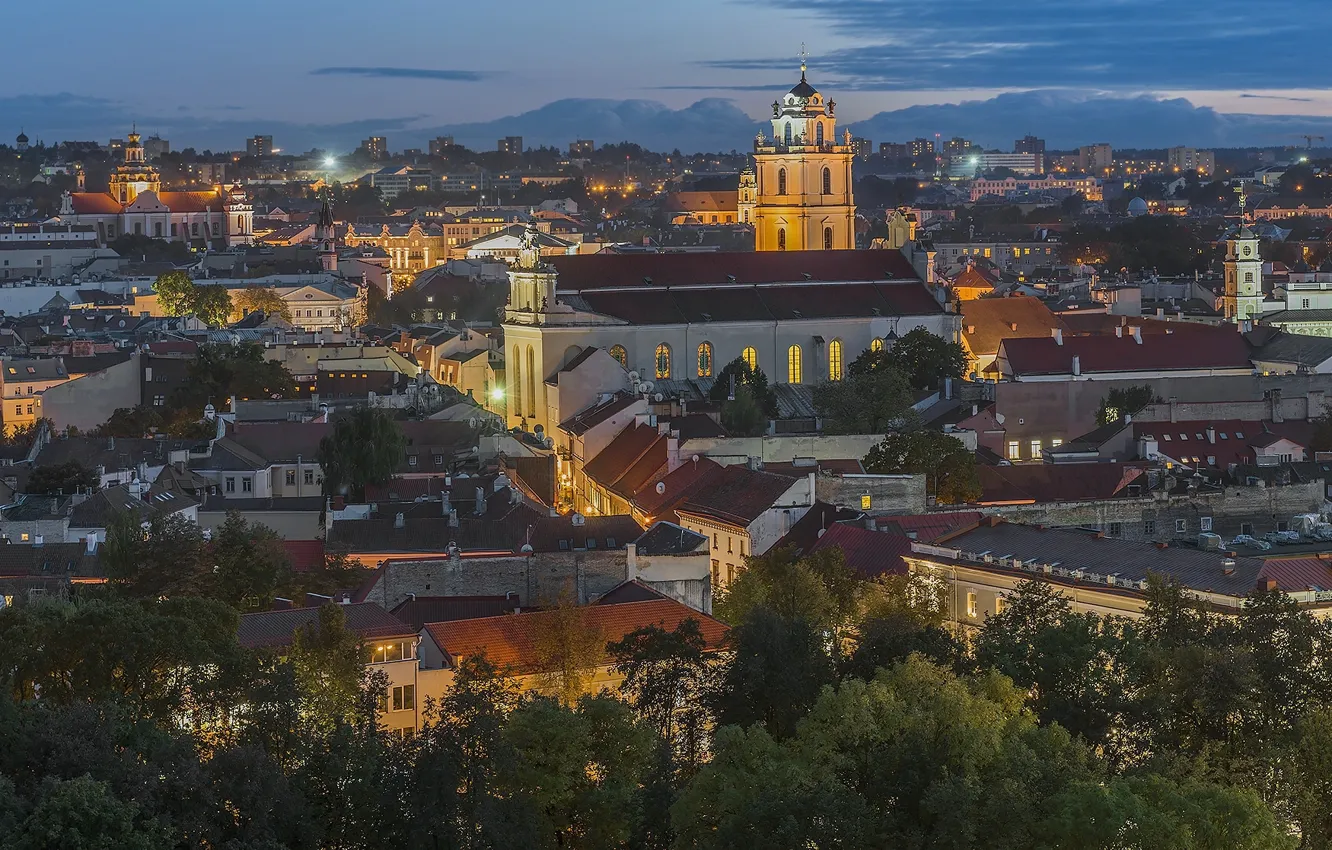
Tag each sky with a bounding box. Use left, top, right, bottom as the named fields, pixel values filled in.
left=6, top=0, right=1332, bottom=152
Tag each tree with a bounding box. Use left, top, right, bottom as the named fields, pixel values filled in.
left=708, top=358, right=777, bottom=417
left=208, top=512, right=292, bottom=611
left=232, top=286, right=292, bottom=321
left=101, top=511, right=210, bottom=599
left=531, top=591, right=606, bottom=705
left=812, top=363, right=916, bottom=435
left=713, top=545, right=860, bottom=635
left=1096, top=384, right=1162, bottom=425
left=25, top=461, right=97, bottom=495
left=719, top=384, right=766, bottom=437
left=608, top=619, right=716, bottom=774
left=192, top=285, right=234, bottom=327
left=289, top=604, right=372, bottom=735
left=878, top=327, right=968, bottom=391
left=171, top=343, right=296, bottom=413
left=9, top=775, right=162, bottom=850
left=153, top=270, right=196, bottom=317
left=862, top=430, right=981, bottom=504
left=317, top=405, right=406, bottom=500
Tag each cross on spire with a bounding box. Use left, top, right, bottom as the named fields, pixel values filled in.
left=799, top=43, right=808, bottom=80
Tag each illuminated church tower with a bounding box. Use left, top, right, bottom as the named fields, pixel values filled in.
left=1224, top=194, right=1263, bottom=321
left=107, top=128, right=161, bottom=205
left=751, top=49, right=856, bottom=251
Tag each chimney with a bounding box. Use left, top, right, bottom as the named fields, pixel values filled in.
left=1071, top=354, right=1081, bottom=377
left=1263, top=578, right=1278, bottom=592
left=474, top=485, right=486, bottom=515
left=971, top=403, right=979, bottom=416
left=1169, top=396, right=1178, bottom=423
left=85, top=531, right=97, bottom=554
left=1009, top=321, right=1019, bottom=331
left=1051, top=328, right=1063, bottom=345
left=1115, top=325, right=1123, bottom=338
left=1206, top=426, right=1216, bottom=444
left=33, top=534, right=43, bottom=547
left=1130, top=326, right=1142, bottom=344
left=393, top=512, right=405, bottom=529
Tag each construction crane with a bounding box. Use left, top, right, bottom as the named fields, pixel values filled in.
left=1298, top=134, right=1325, bottom=149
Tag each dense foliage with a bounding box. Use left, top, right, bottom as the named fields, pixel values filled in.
left=8, top=532, right=1332, bottom=848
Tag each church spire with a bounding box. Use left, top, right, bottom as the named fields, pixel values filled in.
left=799, top=42, right=808, bottom=81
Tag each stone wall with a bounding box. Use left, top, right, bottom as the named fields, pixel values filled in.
left=983, top=480, right=1326, bottom=543
left=816, top=473, right=927, bottom=515
left=361, top=549, right=628, bottom=609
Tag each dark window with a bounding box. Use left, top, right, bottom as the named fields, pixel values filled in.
left=1109, top=522, right=1122, bottom=536
left=1144, top=520, right=1156, bottom=535
left=823, top=227, right=833, bottom=250
left=777, top=168, right=787, bottom=195
left=822, top=167, right=831, bottom=194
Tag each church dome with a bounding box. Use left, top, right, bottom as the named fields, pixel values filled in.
left=15, top=131, right=27, bottom=145
left=789, top=77, right=818, bottom=99
left=1126, top=197, right=1148, bottom=216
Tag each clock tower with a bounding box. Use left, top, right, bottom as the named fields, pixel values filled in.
left=1224, top=221, right=1263, bottom=321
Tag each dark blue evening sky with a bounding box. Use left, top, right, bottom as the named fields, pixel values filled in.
left=4, top=0, right=1330, bottom=151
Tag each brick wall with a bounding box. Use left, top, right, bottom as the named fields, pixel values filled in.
left=361, top=549, right=629, bottom=609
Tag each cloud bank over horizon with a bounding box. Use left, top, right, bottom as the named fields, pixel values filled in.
left=6, top=90, right=1332, bottom=155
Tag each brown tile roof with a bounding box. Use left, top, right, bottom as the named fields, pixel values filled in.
left=631, top=457, right=723, bottom=520
left=227, top=422, right=330, bottom=463
left=283, top=540, right=326, bottom=572
left=559, top=392, right=639, bottom=436
left=0, top=543, right=101, bottom=577
left=976, top=464, right=1146, bottom=504
left=676, top=464, right=801, bottom=528
left=809, top=523, right=913, bottom=578
left=773, top=501, right=864, bottom=554
left=550, top=248, right=920, bottom=290
left=529, top=514, right=643, bottom=552
left=67, top=194, right=125, bottom=215
left=583, top=424, right=663, bottom=495
left=237, top=602, right=414, bottom=650
left=575, top=282, right=941, bottom=325
left=872, top=512, right=983, bottom=541
left=952, top=264, right=997, bottom=291
left=157, top=191, right=225, bottom=213
left=961, top=296, right=1065, bottom=357
left=422, top=598, right=728, bottom=674
left=390, top=595, right=518, bottom=630
left=1258, top=557, right=1332, bottom=593
left=1133, top=420, right=1311, bottom=469
left=504, top=455, right=557, bottom=507
left=998, top=326, right=1252, bottom=377
left=664, top=191, right=739, bottom=213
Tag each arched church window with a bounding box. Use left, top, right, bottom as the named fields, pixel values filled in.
left=742, top=347, right=758, bottom=371
left=784, top=122, right=793, bottom=146
left=697, top=342, right=713, bottom=377
left=777, top=168, right=787, bottom=195
left=787, top=345, right=803, bottom=384
left=823, top=227, right=833, bottom=250
left=822, top=167, right=832, bottom=195
left=526, top=345, right=536, bottom=418
left=870, top=338, right=885, bottom=354
left=609, top=345, right=627, bottom=368
left=777, top=228, right=786, bottom=251
left=512, top=344, right=522, bottom=418
left=828, top=339, right=844, bottom=381
left=816, top=122, right=824, bottom=147
left=655, top=344, right=672, bottom=379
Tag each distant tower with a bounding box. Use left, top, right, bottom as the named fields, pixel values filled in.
left=15, top=130, right=28, bottom=153
left=315, top=197, right=338, bottom=273
left=737, top=167, right=756, bottom=225
left=1224, top=194, right=1262, bottom=321
left=751, top=46, right=856, bottom=251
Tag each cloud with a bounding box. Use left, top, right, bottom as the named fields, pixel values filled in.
left=709, top=0, right=1331, bottom=91
left=310, top=67, right=496, bottom=82
left=1240, top=93, right=1314, bottom=103
left=845, top=90, right=1332, bottom=149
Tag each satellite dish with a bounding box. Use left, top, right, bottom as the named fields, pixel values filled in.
left=627, top=371, right=640, bottom=382
left=655, top=481, right=666, bottom=495
left=653, top=392, right=664, bottom=402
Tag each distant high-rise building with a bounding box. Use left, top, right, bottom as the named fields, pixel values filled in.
left=943, top=136, right=978, bottom=160
left=429, top=136, right=456, bottom=156
left=1014, top=135, right=1046, bottom=173
left=850, top=137, right=872, bottom=160
left=1167, top=146, right=1215, bottom=176
left=569, top=139, right=595, bottom=156
left=879, top=142, right=910, bottom=159
left=1077, top=143, right=1114, bottom=174
left=498, top=136, right=523, bottom=155
left=361, top=136, right=388, bottom=161
left=143, top=135, right=170, bottom=160
left=246, top=135, right=273, bottom=158
left=908, top=137, right=936, bottom=159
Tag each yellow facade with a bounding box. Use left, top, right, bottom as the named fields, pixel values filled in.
left=752, top=65, right=856, bottom=251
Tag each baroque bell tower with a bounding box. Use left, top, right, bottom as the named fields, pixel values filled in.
left=751, top=47, right=856, bottom=251
left=1224, top=193, right=1263, bottom=321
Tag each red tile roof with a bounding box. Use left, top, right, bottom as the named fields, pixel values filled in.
left=1132, top=420, right=1311, bottom=468
left=809, top=523, right=913, bottom=578
left=1259, top=557, right=1332, bottom=593
left=157, top=191, right=224, bottom=213
left=550, top=249, right=920, bottom=289
left=583, top=423, right=663, bottom=496
left=630, top=457, right=724, bottom=520
left=999, top=326, right=1252, bottom=377
left=664, top=191, right=739, bottom=213
left=422, top=598, right=729, bottom=675
left=872, top=512, right=983, bottom=541
left=952, top=264, right=997, bottom=291
left=676, top=464, right=801, bottom=528
left=283, top=540, right=326, bottom=572
left=577, top=282, right=942, bottom=325
left=67, top=194, right=125, bottom=215
left=961, top=296, right=1065, bottom=357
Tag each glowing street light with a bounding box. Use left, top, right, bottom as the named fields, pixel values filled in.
left=490, top=388, right=504, bottom=402
left=323, top=157, right=337, bottom=168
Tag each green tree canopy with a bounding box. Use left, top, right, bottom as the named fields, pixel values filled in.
left=1096, top=384, right=1163, bottom=425
left=317, top=405, right=407, bottom=500
left=708, top=358, right=777, bottom=416
left=862, top=429, right=981, bottom=504
left=25, top=461, right=97, bottom=495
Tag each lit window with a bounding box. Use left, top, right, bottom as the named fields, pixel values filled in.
left=655, top=343, right=671, bottom=379
left=1030, top=439, right=1042, bottom=458
left=787, top=344, right=802, bottom=384
left=870, top=338, right=884, bottom=353
left=966, top=591, right=978, bottom=618
left=697, top=342, right=713, bottom=378
left=609, top=345, right=627, bottom=368
left=828, top=339, right=843, bottom=381
left=1007, top=441, right=1020, bottom=460
left=860, top=494, right=871, bottom=510
left=995, top=596, right=1006, bottom=615
left=741, top=347, right=758, bottom=371
left=777, top=228, right=786, bottom=251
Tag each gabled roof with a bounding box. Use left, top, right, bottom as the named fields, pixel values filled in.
left=226, top=422, right=330, bottom=464
left=773, top=500, right=864, bottom=554
left=809, top=523, right=913, bottom=578
left=422, top=598, right=728, bottom=675
left=559, top=392, right=640, bottom=437
left=676, top=464, right=801, bottom=529
left=583, top=423, right=665, bottom=498
left=976, top=464, right=1146, bottom=504
left=549, top=248, right=919, bottom=290
left=960, top=295, right=1065, bottom=356
left=391, top=595, right=517, bottom=631
left=66, top=194, right=125, bottom=215
left=237, top=602, right=415, bottom=650
left=632, top=521, right=708, bottom=556
left=872, top=512, right=983, bottom=541
left=0, top=542, right=101, bottom=578
left=630, top=457, right=723, bottom=520
left=999, top=326, right=1252, bottom=376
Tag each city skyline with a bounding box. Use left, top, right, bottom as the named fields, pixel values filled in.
left=5, top=0, right=1332, bottom=151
